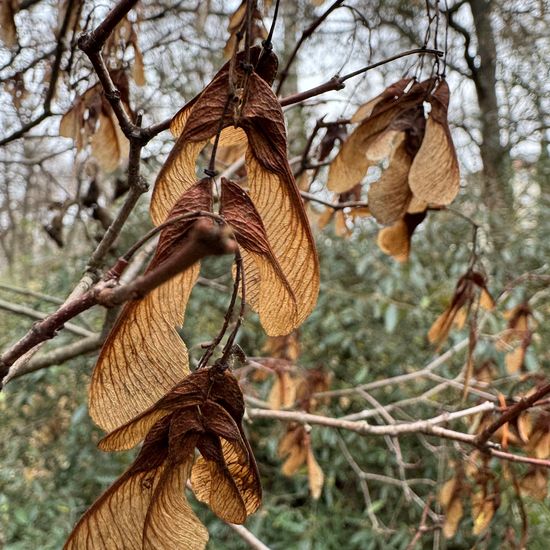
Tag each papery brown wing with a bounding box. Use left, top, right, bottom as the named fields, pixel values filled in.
left=278, top=425, right=308, bottom=476
left=281, top=443, right=308, bottom=476
left=443, top=497, right=464, bottom=538
left=59, top=85, right=102, bottom=151
left=90, top=109, right=129, bottom=172
left=409, top=80, right=460, bottom=204
left=268, top=370, right=297, bottom=410
left=89, top=180, right=212, bottom=432
left=64, top=467, right=165, bottom=549
left=242, top=73, right=319, bottom=333
left=155, top=63, right=317, bottom=334
left=328, top=78, right=419, bottom=193
left=407, top=195, right=428, bottom=213
left=520, top=468, right=548, bottom=501
left=428, top=304, right=463, bottom=346
left=143, top=433, right=208, bottom=550
left=221, top=178, right=300, bottom=334
left=326, top=117, right=392, bottom=194
left=200, top=400, right=248, bottom=462
left=170, top=47, right=278, bottom=139
left=64, top=417, right=171, bottom=549
left=192, top=434, right=247, bottom=524
left=99, top=409, right=172, bottom=452
left=505, top=345, right=527, bottom=374
left=377, top=211, right=426, bottom=262
left=99, top=373, right=209, bottom=452
left=155, top=49, right=278, bottom=225
left=364, top=129, right=402, bottom=163
left=191, top=390, right=261, bottom=519
left=221, top=434, right=262, bottom=515
left=471, top=491, right=497, bottom=535
left=367, top=133, right=413, bottom=225
left=428, top=274, right=473, bottom=345
left=152, top=67, right=239, bottom=224
left=350, top=78, right=413, bottom=123
left=209, top=368, right=246, bottom=422
left=307, top=447, right=324, bottom=500
left=192, top=435, right=262, bottom=518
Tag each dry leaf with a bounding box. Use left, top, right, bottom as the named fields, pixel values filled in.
left=409, top=80, right=460, bottom=205
left=407, top=195, right=427, bottom=213
left=223, top=2, right=267, bottom=58
left=439, top=475, right=465, bottom=539
left=220, top=178, right=300, bottom=334
left=377, top=211, right=426, bottom=262
left=91, top=110, right=129, bottom=172
left=263, top=332, right=300, bottom=362
left=443, top=497, right=463, bottom=538
left=278, top=425, right=308, bottom=475
left=153, top=53, right=319, bottom=335
left=59, top=78, right=130, bottom=171
left=471, top=491, right=497, bottom=535
left=268, top=370, right=297, bottom=410
left=368, top=134, right=413, bottom=225
left=439, top=477, right=458, bottom=509
left=327, top=79, right=429, bottom=194
left=428, top=271, right=493, bottom=346
left=307, top=447, right=324, bottom=500
left=520, top=467, right=548, bottom=501
left=505, top=345, right=526, bottom=374
left=79, top=367, right=261, bottom=548
left=65, top=417, right=208, bottom=550
left=89, top=180, right=212, bottom=432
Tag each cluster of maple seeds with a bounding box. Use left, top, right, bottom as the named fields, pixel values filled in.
left=310, top=76, right=460, bottom=261
left=440, top=397, right=549, bottom=540
left=65, top=368, right=261, bottom=548
left=64, top=42, right=322, bottom=547
left=256, top=333, right=330, bottom=500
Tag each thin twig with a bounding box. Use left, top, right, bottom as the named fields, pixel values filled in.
left=247, top=404, right=550, bottom=468
left=280, top=48, right=443, bottom=107
left=475, top=382, right=550, bottom=446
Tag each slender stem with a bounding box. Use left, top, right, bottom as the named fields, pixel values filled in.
left=280, top=48, right=443, bottom=107
left=221, top=250, right=246, bottom=362
left=300, top=191, right=368, bottom=210
left=198, top=251, right=242, bottom=369
left=262, top=0, right=280, bottom=51
left=121, top=211, right=223, bottom=262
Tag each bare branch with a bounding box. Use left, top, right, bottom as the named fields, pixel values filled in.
left=0, top=298, right=95, bottom=338
left=475, top=382, right=550, bottom=446
left=280, top=48, right=443, bottom=107
left=276, top=0, right=345, bottom=94
left=4, top=334, right=103, bottom=384
left=0, top=222, right=237, bottom=383
left=247, top=403, right=550, bottom=468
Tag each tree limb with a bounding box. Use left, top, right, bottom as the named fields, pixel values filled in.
left=0, top=298, right=95, bottom=338
left=0, top=221, right=236, bottom=384
left=4, top=334, right=104, bottom=384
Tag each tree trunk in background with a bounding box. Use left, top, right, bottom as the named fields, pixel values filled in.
left=468, top=0, right=514, bottom=226
left=281, top=1, right=308, bottom=157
